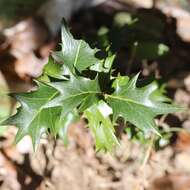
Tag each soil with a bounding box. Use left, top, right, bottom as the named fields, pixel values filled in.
left=0, top=1, right=190, bottom=190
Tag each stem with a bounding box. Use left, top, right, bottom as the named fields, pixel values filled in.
left=141, top=134, right=155, bottom=169
left=152, top=0, right=157, bottom=8
left=139, top=134, right=155, bottom=189
left=126, top=42, right=138, bottom=75
left=164, top=127, right=189, bottom=133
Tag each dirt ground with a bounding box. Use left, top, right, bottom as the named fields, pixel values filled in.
left=0, top=0, right=190, bottom=190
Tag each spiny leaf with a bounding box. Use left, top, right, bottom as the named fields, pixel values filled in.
left=42, top=56, right=68, bottom=80
left=58, top=109, right=80, bottom=145
left=90, top=53, right=116, bottom=73
left=60, top=18, right=100, bottom=73
left=106, top=74, right=181, bottom=134
left=2, top=81, right=61, bottom=150
left=1, top=19, right=182, bottom=152
left=45, top=74, right=101, bottom=116
left=84, top=101, right=119, bottom=152
left=135, top=42, right=169, bottom=60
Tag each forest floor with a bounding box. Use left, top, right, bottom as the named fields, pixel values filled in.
left=0, top=0, right=190, bottom=190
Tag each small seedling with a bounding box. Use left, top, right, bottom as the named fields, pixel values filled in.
left=2, top=19, right=180, bottom=152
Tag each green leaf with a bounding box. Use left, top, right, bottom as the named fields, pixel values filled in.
left=45, top=74, right=101, bottom=117
left=90, top=53, right=116, bottom=73
left=2, top=81, right=61, bottom=150
left=106, top=74, right=181, bottom=134
left=58, top=109, right=79, bottom=145
left=114, top=12, right=138, bottom=27
left=135, top=42, right=169, bottom=60
left=42, top=56, right=69, bottom=80
left=1, top=18, right=181, bottom=152
left=84, top=101, right=119, bottom=152
left=61, top=19, right=100, bottom=73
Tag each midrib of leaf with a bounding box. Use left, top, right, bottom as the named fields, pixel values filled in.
left=62, top=90, right=100, bottom=101
left=50, top=90, right=101, bottom=110
left=27, top=90, right=100, bottom=130
left=73, top=40, right=82, bottom=69
left=106, top=94, right=160, bottom=134
left=50, top=89, right=101, bottom=135
left=18, top=90, right=59, bottom=137
left=27, top=88, right=100, bottom=127
left=105, top=94, right=150, bottom=108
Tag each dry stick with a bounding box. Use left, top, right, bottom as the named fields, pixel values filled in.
left=116, top=42, right=138, bottom=137
left=126, top=42, right=138, bottom=75
left=157, top=114, right=189, bottom=133
left=141, top=135, right=155, bottom=169
left=139, top=134, right=155, bottom=190
left=116, top=42, right=138, bottom=136
left=152, top=0, right=158, bottom=8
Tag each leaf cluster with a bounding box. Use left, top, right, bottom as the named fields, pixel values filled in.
left=2, top=19, right=181, bottom=151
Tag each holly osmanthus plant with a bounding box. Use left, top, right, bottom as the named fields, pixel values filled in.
left=2, top=19, right=181, bottom=152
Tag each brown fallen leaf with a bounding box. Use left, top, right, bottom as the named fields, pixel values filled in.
left=14, top=51, right=46, bottom=79
left=175, top=131, right=190, bottom=152
left=4, top=18, right=49, bottom=53
left=150, top=174, right=190, bottom=190
left=2, top=18, right=52, bottom=79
